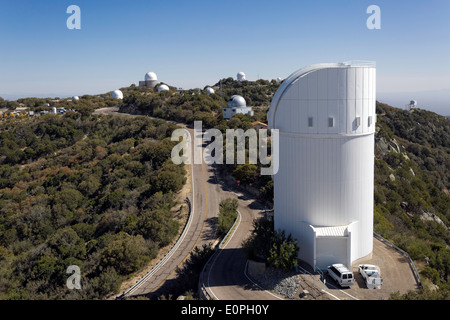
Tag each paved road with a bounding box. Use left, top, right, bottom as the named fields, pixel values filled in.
left=122, top=127, right=219, bottom=297
left=202, top=197, right=283, bottom=300
left=199, top=168, right=283, bottom=300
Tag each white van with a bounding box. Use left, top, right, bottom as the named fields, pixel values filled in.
left=327, top=264, right=354, bottom=287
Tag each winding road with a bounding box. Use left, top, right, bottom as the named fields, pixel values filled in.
left=118, top=123, right=275, bottom=299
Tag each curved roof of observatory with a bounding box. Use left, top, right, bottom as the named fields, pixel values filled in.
left=268, top=61, right=376, bottom=136
left=145, top=72, right=158, bottom=81
left=228, top=95, right=247, bottom=108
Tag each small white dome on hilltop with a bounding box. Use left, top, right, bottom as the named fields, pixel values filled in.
left=145, top=72, right=158, bottom=81
left=228, top=95, right=246, bottom=108
left=158, top=84, right=170, bottom=92
left=205, top=87, right=215, bottom=95
left=72, top=96, right=79, bottom=101
left=112, top=90, right=123, bottom=100
left=237, top=72, right=246, bottom=82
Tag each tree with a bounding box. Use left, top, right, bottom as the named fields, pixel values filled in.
left=99, top=233, right=155, bottom=275
left=48, top=227, right=86, bottom=261
left=136, top=209, right=179, bottom=247
left=152, top=162, right=186, bottom=193
left=95, top=267, right=122, bottom=297
left=53, top=187, right=84, bottom=212
left=267, top=230, right=299, bottom=269
left=174, top=244, right=215, bottom=298
left=242, top=217, right=274, bottom=261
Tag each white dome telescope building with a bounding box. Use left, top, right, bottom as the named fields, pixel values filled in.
left=157, top=84, right=170, bottom=93
left=223, top=95, right=254, bottom=119
left=268, top=61, right=376, bottom=270
left=237, top=72, right=246, bottom=82
left=139, top=72, right=158, bottom=88
left=112, top=89, right=123, bottom=100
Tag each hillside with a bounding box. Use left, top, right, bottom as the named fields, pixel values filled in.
left=118, top=79, right=278, bottom=129
left=372, top=104, right=449, bottom=298
left=0, top=114, right=187, bottom=299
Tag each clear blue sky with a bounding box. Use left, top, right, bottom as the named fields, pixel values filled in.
left=0, top=0, right=449, bottom=114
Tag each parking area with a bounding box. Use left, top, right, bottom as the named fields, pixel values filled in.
left=297, top=237, right=421, bottom=300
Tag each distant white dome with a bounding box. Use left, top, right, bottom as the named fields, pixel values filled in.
left=276, top=77, right=283, bottom=83
left=145, top=72, right=158, bottom=81
left=158, top=84, right=170, bottom=92
left=228, top=95, right=246, bottom=108
left=112, top=90, right=123, bottom=100
left=205, top=87, right=215, bottom=95
left=237, top=72, right=246, bottom=82
left=72, top=96, right=79, bottom=101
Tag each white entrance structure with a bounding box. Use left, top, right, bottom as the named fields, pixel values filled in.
left=268, top=61, right=376, bottom=270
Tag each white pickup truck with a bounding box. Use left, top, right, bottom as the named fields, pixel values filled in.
left=359, top=264, right=383, bottom=289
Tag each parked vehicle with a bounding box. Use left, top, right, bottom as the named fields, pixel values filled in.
left=327, top=264, right=354, bottom=287
left=359, top=264, right=383, bottom=289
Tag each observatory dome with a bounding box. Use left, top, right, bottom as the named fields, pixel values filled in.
left=112, top=90, right=123, bottom=100
left=237, top=72, right=246, bottom=82
left=72, top=96, right=80, bottom=101
left=205, top=87, right=215, bottom=95
left=158, top=84, right=170, bottom=92
left=145, top=72, right=158, bottom=81
left=228, top=95, right=246, bottom=108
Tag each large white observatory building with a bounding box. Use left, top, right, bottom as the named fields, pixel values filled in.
left=139, top=72, right=158, bottom=88
left=268, top=62, right=376, bottom=270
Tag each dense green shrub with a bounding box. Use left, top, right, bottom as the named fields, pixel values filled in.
left=218, top=198, right=238, bottom=236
